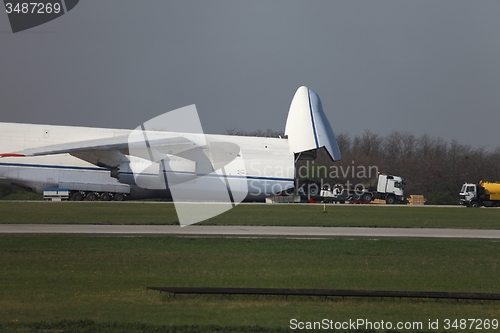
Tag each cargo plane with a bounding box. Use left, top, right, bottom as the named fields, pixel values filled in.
left=0, top=86, right=341, bottom=202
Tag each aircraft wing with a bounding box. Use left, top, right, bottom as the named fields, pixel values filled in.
left=0, top=134, right=197, bottom=168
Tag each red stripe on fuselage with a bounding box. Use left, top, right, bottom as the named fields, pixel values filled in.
left=0, top=153, right=26, bottom=157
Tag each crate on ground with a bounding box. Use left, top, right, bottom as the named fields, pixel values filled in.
left=372, top=199, right=386, bottom=204
left=408, top=195, right=426, bottom=205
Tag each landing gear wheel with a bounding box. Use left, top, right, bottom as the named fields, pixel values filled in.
left=114, top=193, right=125, bottom=201
left=386, top=196, right=396, bottom=204
left=308, top=186, right=318, bottom=196
left=70, top=191, right=83, bottom=201
left=86, top=192, right=97, bottom=201
left=362, top=193, right=373, bottom=203
left=100, top=193, right=111, bottom=201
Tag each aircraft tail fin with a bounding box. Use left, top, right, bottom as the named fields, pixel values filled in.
left=284, top=86, right=341, bottom=161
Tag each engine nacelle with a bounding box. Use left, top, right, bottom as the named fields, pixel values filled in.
left=111, top=157, right=197, bottom=190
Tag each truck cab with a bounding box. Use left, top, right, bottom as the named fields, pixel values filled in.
left=459, top=183, right=477, bottom=207
left=460, top=181, right=500, bottom=207
left=376, top=174, right=405, bottom=204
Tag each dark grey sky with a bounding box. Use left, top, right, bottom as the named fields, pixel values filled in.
left=1, top=1, right=500, bottom=148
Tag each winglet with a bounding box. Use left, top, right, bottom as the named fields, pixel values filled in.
left=0, top=153, right=26, bottom=158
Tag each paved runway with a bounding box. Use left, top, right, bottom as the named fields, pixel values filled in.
left=1, top=224, right=500, bottom=240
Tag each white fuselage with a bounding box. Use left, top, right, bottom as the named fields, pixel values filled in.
left=0, top=86, right=343, bottom=202
left=0, top=122, right=295, bottom=201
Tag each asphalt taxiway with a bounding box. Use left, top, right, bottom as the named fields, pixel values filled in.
left=0, top=224, right=499, bottom=240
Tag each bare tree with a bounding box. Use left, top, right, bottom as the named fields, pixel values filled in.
left=335, top=133, right=351, bottom=153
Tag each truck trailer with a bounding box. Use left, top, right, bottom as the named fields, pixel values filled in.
left=318, top=173, right=405, bottom=204
left=459, top=181, right=500, bottom=207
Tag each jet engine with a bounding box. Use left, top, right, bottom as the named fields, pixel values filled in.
left=111, top=156, right=197, bottom=189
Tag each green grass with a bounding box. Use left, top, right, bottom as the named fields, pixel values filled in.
left=0, top=202, right=499, bottom=229
left=1, top=235, right=499, bottom=332
left=0, top=201, right=176, bottom=224
left=1, top=203, right=498, bottom=331
left=0, top=192, right=42, bottom=201
left=0, top=322, right=292, bottom=333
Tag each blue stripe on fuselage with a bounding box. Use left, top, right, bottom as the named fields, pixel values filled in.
left=307, top=88, right=320, bottom=148
left=0, top=162, right=293, bottom=182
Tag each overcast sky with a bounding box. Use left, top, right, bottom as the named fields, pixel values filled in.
left=1, top=1, right=500, bottom=148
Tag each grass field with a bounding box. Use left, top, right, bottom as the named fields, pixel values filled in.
left=1, top=235, right=499, bottom=332
left=0, top=201, right=499, bottom=229
left=1, top=202, right=499, bottom=332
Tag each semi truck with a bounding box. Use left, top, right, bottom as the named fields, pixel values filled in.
left=459, top=181, right=500, bottom=207
left=318, top=173, right=405, bottom=204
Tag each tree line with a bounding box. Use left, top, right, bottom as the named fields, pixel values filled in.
left=334, top=130, right=500, bottom=204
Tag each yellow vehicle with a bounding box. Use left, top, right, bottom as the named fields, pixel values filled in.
left=459, top=181, right=500, bottom=207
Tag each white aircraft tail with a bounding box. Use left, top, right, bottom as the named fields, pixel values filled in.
left=284, top=86, right=341, bottom=161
